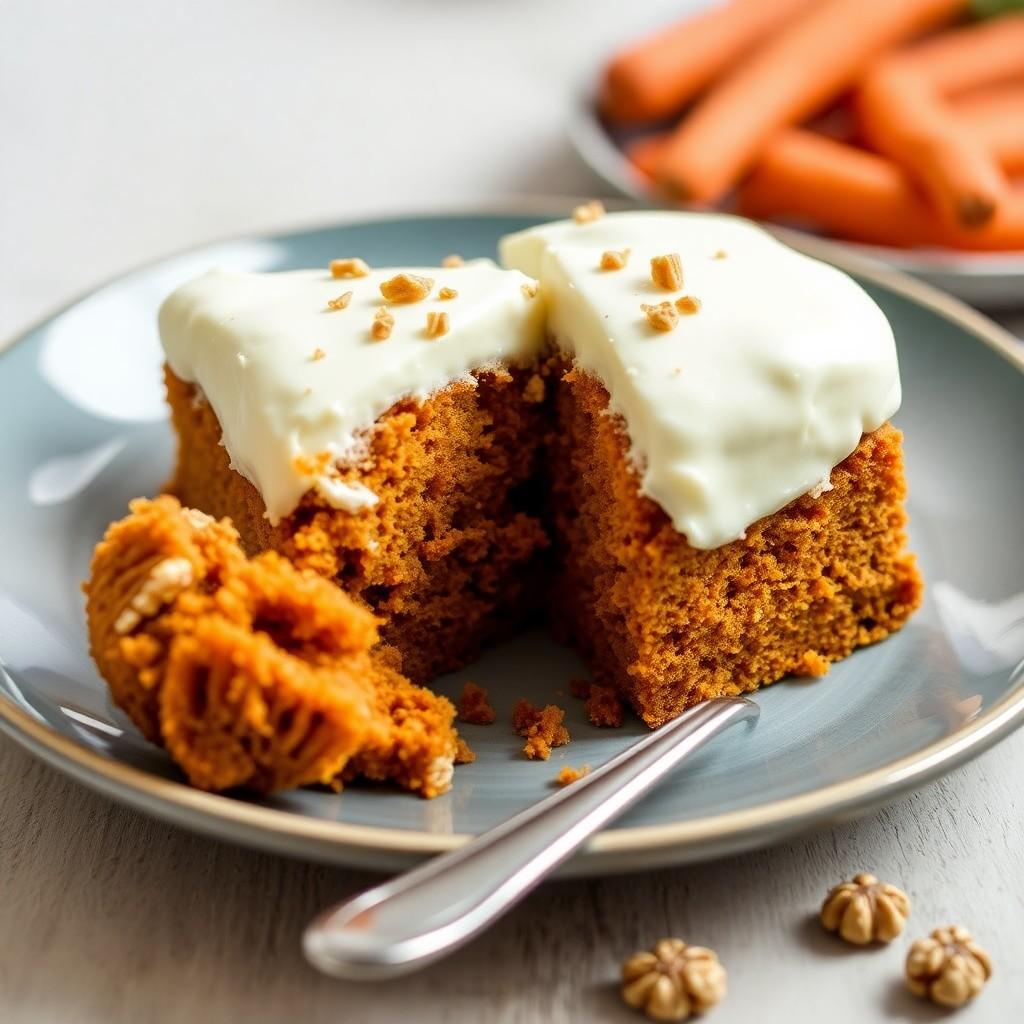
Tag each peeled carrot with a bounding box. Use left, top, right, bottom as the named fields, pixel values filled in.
left=953, top=82, right=1024, bottom=172
left=895, top=13, right=1024, bottom=93
left=855, top=17, right=1024, bottom=227
left=856, top=62, right=1010, bottom=227
left=737, top=130, right=1024, bottom=250
left=600, top=0, right=815, bottom=124
left=656, top=0, right=966, bottom=204
left=630, top=93, right=1024, bottom=185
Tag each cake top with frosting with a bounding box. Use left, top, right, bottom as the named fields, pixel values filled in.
left=160, top=262, right=545, bottom=524
left=500, top=210, right=901, bottom=548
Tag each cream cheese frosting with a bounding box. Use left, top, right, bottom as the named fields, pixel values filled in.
left=500, top=211, right=901, bottom=549
left=159, top=264, right=545, bottom=524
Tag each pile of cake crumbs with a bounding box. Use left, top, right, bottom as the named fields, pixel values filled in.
left=512, top=699, right=570, bottom=760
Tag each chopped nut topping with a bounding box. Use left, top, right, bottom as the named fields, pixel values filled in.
left=622, top=938, right=727, bottom=1021
left=457, top=682, right=496, bottom=725
left=906, top=927, right=992, bottom=1007
left=521, top=282, right=538, bottom=300
left=674, top=296, right=701, bottom=315
left=437, top=286, right=458, bottom=301
left=330, top=257, right=370, bottom=279
left=441, top=253, right=465, bottom=268
left=424, top=311, right=449, bottom=339
left=512, top=699, right=569, bottom=760
left=380, top=272, right=434, bottom=304
left=555, top=765, right=589, bottom=787
left=311, top=347, right=326, bottom=362
left=600, top=248, right=630, bottom=271
left=327, top=291, right=353, bottom=311
left=642, top=301, right=679, bottom=333
left=114, top=557, right=194, bottom=635
left=586, top=684, right=624, bottom=727
left=573, top=199, right=606, bottom=224
left=820, top=873, right=910, bottom=945
left=370, top=307, right=394, bottom=341
left=522, top=374, right=545, bottom=404
left=651, top=253, right=684, bottom=290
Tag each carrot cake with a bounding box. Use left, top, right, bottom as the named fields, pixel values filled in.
left=500, top=210, right=921, bottom=724
left=85, top=209, right=921, bottom=795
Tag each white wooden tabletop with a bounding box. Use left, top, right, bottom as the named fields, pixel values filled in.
left=2, top=2, right=1022, bottom=1021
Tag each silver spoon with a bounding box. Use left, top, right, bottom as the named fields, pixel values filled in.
left=304, top=695, right=758, bottom=980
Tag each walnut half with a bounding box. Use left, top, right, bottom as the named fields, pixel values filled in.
left=621, top=938, right=726, bottom=1022
left=906, top=926, right=992, bottom=1008
left=820, top=872, right=910, bottom=944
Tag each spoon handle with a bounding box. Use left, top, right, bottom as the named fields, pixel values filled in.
left=304, top=695, right=758, bottom=980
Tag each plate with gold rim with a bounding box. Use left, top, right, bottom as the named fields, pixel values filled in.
left=1, top=203, right=1023, bottom=875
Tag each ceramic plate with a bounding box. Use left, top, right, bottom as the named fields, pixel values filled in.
left=2, top=203, right=1023, bottom=877
left=568, top=96, right=1024, bottom=310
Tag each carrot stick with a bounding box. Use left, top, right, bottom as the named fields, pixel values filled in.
left=895, top=13, right=1024, bottom=94
left=600, top=0, right=816, bottom=124
left=953, top=82, right=1024, bottom=172
left=656, top=0, right=966, bottom=204
left=737, top=130, right=1024, bottom=250
left=856, top=61, right=1009, bottom=227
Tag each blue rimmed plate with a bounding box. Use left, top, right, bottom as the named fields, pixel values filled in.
left=1, top=202, right=1022, bottom=875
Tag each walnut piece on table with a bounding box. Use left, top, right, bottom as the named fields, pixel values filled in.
left=906, top=926, right=992, bottom=1008
left=622, top=938, right=727, bottom=1022
left=820, top=872, right=910, bottom=945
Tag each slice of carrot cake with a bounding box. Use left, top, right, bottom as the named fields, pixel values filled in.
left=159, top=261, right=549, bottom=683
left=500, top=210, right=921, bottom=725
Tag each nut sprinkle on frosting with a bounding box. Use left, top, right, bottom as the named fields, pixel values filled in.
left=380, top=273, right=434, bottom=303
left=330, top=257, right=370, bottom=279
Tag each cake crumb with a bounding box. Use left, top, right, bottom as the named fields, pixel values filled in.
left=311, top=347, right=326, bottom=362
left=573, top=199, right=605, bottom=224
left=371, top=307, right=394, bottom=341
left=586, top=684, right=624, bottom=727
left=641, top=301, right=678, bottom=333
left=600, top=248, right=630, bottom=271
left=441, top=254, right=464, bottom=268
left=438, top=286, right=458, bottom=301
left=522, top=374, right=545, bottom=404
left=326, top=291, right=353, bottom=311
left=674, top=295, right=701, bottom=315
left=713, top=249, right=728, bottom=260
left=457, top=681, right=496, bottom=725
left=555, top=765, right=590, bottom=787
left=454, top=737, right=476, bottom=764
left=424, top=311, right=450, bottom=339
left=798, top=650, right=830, bottom=677
left=521, top=282, right=538, bottom=300
left=380, top=273, right=434, bottom=304
left=569, top=677, right=591, bottom=700
left=330, top=257, right=370, bottom=279
left=650, top=253, right=683, bottom=291
left=512, top=699, right=570, bottom=760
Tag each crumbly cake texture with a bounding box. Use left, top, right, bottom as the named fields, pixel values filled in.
left=512, top=700, right=570, bottom=760
left=165, top=364, right=550, bottom=683
left=549, top=364, right=923, bottom=726
left=84, top=496, right=459, bottom=797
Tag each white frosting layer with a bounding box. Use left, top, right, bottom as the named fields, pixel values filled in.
left=160, top=265, right=545, bottom=523
left=500, top=211, right=901, bottom=549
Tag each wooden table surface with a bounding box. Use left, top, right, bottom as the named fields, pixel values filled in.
left=2, top=1, right=1022, bottom=1021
